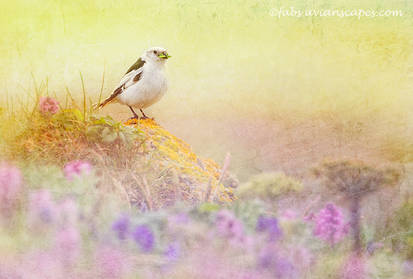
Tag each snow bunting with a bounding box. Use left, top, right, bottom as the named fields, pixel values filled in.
left=98, top=47, right=170, bottom=119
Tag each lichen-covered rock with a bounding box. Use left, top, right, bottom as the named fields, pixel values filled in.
left=124, top=118, right=236, bottom=205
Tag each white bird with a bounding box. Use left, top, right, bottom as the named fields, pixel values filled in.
left=98, top=46, right=170, bottom=119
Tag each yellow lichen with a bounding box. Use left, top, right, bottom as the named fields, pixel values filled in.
left=125, top=118, right=235, bottom=203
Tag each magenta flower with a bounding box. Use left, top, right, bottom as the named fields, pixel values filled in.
left=64, top=160, right=92, bottom=180
left=39, top=96, right=59, bottom=115
left=313, top=203, right=349, bottom=246
left=96, top=246, right=129, bottom=279
left=281, top=209, right=298, bottom=220
left=0, top=162, right=22, bottom=214
left=341, top=253, right=365, bottom=279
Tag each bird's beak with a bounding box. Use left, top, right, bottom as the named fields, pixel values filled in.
left=158, top=52, right=171, bottom=59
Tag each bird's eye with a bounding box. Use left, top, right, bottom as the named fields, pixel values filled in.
left=154, top=50, right=158, bottom=55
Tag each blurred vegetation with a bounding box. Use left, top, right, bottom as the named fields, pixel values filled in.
left=385, top=199, right=413, bottom=259
left=237, top=171, right=303, bottom=200
left=0, top=0, right=412, bottom=180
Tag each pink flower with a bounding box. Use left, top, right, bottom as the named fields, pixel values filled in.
left=0, top=162, right=22, bottom=214
left=54, top=226, right=81, bottom=265
left=281, top=209, right=298, bottom=220
left=96, top=246, right=129, bottom=279
left=313, top=203, right=349, bottom=246
left=64, top=160, right=92, bottom=180
left=341, top=253, right=365, bottom=279
left=39, top=96, right=59, bottom=115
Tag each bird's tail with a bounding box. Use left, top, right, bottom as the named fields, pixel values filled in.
left=93, top=85, right=123, bottom=110
left=93, top=98, right=110, bottom=110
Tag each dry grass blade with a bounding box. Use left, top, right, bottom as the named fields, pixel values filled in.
left=208, top=152, right=231, bottom=202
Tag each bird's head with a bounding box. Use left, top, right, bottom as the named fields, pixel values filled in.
left=143, top=47, right=171, bottom=64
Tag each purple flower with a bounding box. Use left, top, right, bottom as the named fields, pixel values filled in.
left=313, top=203, right=349, bottom=246
left=164, top=242, right=180, bottom=262
left=112, top=215, right=130, bottom=240
left=0, top=162, right=22, bottom=213
left=256, top=216, right=282, bottom=241
left=132, top=225, right=155, bottom=252
left=366, top=241, right=384, bottom=255
left=28, top=189, right=57, bottom=224
left=39, top=96, right=59, bottom=115
left=258, top=247, right=296, bottom=279
left=64, top=160, right=92, bottom=180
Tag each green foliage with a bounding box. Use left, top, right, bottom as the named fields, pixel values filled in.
left=236, top=172, right=303, bottom=201
left=369, top=252, right=404, bottom=279
left=86, top=115, right=141, bottom=144
left=384, top=199, right=413, bottom=260
left=231, top=199, right=266, bottom=232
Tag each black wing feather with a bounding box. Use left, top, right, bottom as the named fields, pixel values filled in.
left=125, top=57, right=145, bottom=75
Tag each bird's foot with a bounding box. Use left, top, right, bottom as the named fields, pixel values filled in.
left=127, top=116, right=140, bottom=124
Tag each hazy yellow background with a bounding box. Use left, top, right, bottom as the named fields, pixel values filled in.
left=1, top=0, right=412, bottom=180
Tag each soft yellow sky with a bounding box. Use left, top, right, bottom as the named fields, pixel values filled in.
left=1, top=0, right=412, bottom=179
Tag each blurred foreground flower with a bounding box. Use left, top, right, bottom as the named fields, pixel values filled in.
left=258, top=246, right=297, bottom=279
left=29, top=189, right=57, bottom=224
left=39, top=96, right=59, bottom=115
left=58, top=198, right=78, bottom=225
left=256, top=216, right=282, bottom=241
left=112, top=214, right=130, bottom=240
left=0, top=162, right=22, bottom=215
left=163, top=241, right=181, bottom=268
left=132, top=224, right=155, bottom=252
left=96, top=246, right=129, bottom=279
left=313, top=203, right=349, bottom=246
left=215, top=210, right=245, bottom=242
left=64, top=160, right=92, bottom=180
left=55, top=226, right=81, bottom=265
left=340, top=252, right=365, bottom=279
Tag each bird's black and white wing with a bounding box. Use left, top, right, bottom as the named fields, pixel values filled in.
left=98, top=58, right=145, bottom=108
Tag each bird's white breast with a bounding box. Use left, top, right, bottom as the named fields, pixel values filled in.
left=117, top=62, right=167, bottom=109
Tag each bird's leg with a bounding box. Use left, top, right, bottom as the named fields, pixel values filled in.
left=128, top=106, right=140, bottom=119
left=140, top=109, right=152, bottom=120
